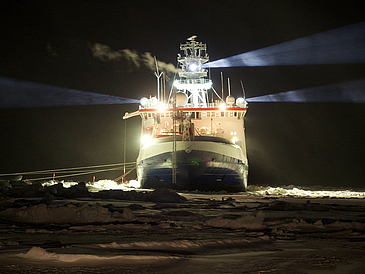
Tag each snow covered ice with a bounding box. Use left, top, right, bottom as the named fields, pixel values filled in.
left=1, top=181, right=365, bottom=273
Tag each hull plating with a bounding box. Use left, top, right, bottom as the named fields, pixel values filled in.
left=137, top=141, right=247, bottom=192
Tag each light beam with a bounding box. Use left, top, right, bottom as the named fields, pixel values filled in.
left=204, top=22, right=365, bottom=68
left=246, top=79, right=365, bottom=103
left=0, top=77, right=139, bottom=109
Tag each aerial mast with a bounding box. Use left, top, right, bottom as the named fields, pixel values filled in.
left=174, top=36, right=211, bottom=107
left=154, top=56, right=163, bottom=103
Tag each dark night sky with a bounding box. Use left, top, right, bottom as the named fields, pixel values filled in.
left=0, top=0, right=364, bottom=186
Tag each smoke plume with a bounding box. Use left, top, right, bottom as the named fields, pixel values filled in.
left=89, top=43, right=180, bottom=75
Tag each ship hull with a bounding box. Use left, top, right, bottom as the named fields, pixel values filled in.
left=137, top=138, right=248, bottom=192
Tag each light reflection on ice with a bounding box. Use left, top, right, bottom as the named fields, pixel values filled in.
left=41, top=180, right=78, bottom=188
left=40, top=180, right=365, bottom=198
left=253, top=186, right=365, bottom=198
left=42, top=179, right=141, bottom=192
left=86, top=179, right=139, bottom=192
left=18, top=246, right=180, bottom=264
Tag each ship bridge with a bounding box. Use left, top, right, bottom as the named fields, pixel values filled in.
left=174, top=36, right=212, bottom=107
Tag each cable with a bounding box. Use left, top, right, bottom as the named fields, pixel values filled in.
left=0, top=162, right=136, bottom=177
left=113, top=166, right=136, bottom=182
left=27, top=166, right=135, bottom=182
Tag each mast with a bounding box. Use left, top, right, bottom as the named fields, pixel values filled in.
left=154, top=56, right=162, bottom=102
left=174, top=36, right=212, bottom=107
left=221, top=72, right=224, bottom=99
left=240, top=80, right=246, bottom=99
left=172, top=90, right=177, bottom=185
left=123, top=119, right=127, bottom=180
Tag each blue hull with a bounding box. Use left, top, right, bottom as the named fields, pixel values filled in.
left=137, top=150, right=247, bottom=192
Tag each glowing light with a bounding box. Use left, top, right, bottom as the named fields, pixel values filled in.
left=188, top=62, right=199, bottom=72
left=141, top=134, right=155, bottom=147
left=158, top=103, right=166, bottom=112
left=203, top=22, right=365, bottom=68
left=232, top=137, right=238, bottom=143
left=236, top=97, right=246, bottom=107
left=140, top=97, right=148, bottom=107
left=219, top=103, right=226, bottom=111
left=246, top=79, right=365, bottom=103
left=0, top=77, right=139, bottom=109
left=173, top=80, right=212, bottom=90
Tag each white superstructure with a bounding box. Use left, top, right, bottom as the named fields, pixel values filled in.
left=124, top=37, right=248, bottom=191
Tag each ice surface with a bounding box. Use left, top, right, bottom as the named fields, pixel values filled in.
left=18, top=246, right=181, bottom=264
left=42, top=179, right=140, bottom=192
left=205, top=211, right=265, bottom=230
left=41, top=180, right=365, bottom=198
left=1, top=183, right=365, bottom=273
left=0, top=202, right=133, bottom=224
left=42, top=180, right=78, bottom=188
left=252, top=186, right=365, bottom=198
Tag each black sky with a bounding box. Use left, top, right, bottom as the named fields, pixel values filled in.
left=0, top=0, right=364, bottom=186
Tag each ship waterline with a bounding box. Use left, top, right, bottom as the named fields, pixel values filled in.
left=137, top=137, right=247, bottom=191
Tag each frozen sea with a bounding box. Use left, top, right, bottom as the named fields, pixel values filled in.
left=1, top=180, right=365, bottom=273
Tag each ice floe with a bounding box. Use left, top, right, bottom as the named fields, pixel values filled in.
left=0, top=202, right=133, bottom=224
left=252, top=186, right=365, bottom=198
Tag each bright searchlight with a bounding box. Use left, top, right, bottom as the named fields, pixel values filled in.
left=141, top=135, right=154, bottom=147
left=188, top=62, right=199, bottom=72
left=140, top=97, right=148, bottom=107
left=158, top=103, right=166, bottom=112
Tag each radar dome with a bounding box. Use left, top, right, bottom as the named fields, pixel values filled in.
left=226, top=95, right=235, bottom=105
left=176, top=92, right=188, bottom=107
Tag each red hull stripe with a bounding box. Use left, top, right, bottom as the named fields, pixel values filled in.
left=139, top=107, right=247, bottom=113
